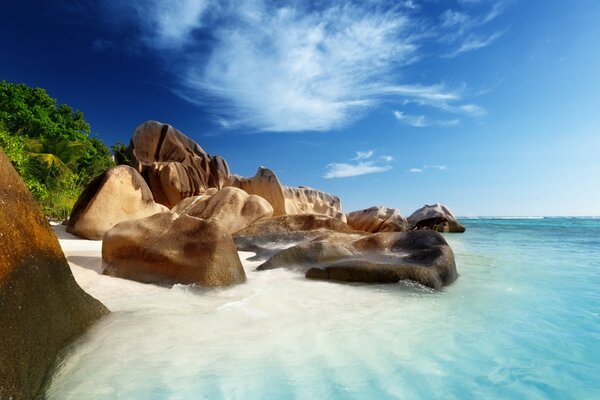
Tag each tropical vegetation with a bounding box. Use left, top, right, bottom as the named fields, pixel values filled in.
left=0, top=81, right=115, bottom=220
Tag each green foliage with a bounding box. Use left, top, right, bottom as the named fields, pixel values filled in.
left=111, top=142, right=132, bottom=166
left=0, top=81, right=115, bottom=219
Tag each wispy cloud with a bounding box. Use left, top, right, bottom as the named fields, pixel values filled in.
left=443, top=31, right=505, bottom=58
left=353, top=150, right=374, bottom=160
left=409, top=164, right=447, bottom=173
left=324, top=150, right=393, bottom=179
left=394, top=111, right=460, bottom=128
left=439, top=1, right=509, bottom=57
left=92, top=0, right=509, bottom=132
left=425, top=164, right=448, bottom=171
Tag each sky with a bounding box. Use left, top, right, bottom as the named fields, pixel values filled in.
left=1, top=0, right=600, bottom=216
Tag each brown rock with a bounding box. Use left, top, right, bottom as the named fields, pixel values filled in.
left=102, top=212, right=245, bottom=287
left=131, top=121, right=231, bottom=208
left=346, top=206, right=409, bottom=233
left=227, top=167, right=345, bottom=221
left=67, top=165, right=168, bottom=240
left=407, top=203, right=466, bottom=233
left=0, top=150, right=108, bottom=400
left=175, top=187, right=273, bottom=234
left=235, top=214, right=354, bottom=236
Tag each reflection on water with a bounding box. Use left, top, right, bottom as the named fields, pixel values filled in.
left=46, top=219, right=600, bottom=399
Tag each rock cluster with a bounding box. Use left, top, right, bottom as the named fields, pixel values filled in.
left=255, top=230, right=456, bottom=290
left=65, top=120, right=464, bottom=290
left=0, top=150, right=108, bottom=400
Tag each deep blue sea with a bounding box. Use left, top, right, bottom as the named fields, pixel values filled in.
left=47, top=218, right=600, bottom=399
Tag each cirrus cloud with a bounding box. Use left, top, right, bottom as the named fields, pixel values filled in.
left=92, top=0, right=509, bottom=132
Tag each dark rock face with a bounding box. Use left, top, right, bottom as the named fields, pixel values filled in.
left=234, top=214, right=356, bottom=261
left=346, top=206, right=410, bottom=233
left=130, top=121, right=231, bottom=208
left=407, top=204, right=466, bottom=233
left=102, top=212, right=246, bottom=287
left=257, top=230, right=457, bottom=290
left=0, top=150, right=108, bottom=400
left=67, top=165, right=168, bottom=240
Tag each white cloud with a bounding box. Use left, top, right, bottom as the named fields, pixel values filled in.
left=353, top=150, right=374, bottom=160
left=95, top=0, right=508, bottom=132
left=394, top=111, right=460, bottom=128
left=324, top=150, right=393, bottom=179
left=444, top=31, right=505, bottom=58
left=324, top=162, right=392, bottom=178
left=409, top=164, right=447, bottom=173
left=425, top=164, right=448, bottom=170
left=117, top=0, right=213, bottom=49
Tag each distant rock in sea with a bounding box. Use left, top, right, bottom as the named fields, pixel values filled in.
left=102, top=212, right=246, bottom=287
left=408, top=203, right=466, bottom=233
left=67, top=165, right=168, bottom=240
left=0, top=150, right=108, bottom=400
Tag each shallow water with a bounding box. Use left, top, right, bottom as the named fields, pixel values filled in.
left=46, top=219, right=600, bottom=399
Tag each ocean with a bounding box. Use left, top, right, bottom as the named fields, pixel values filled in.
left=45, top=218, right=600, bottom=399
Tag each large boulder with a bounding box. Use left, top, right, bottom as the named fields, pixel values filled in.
left=226, top=167, right=346, bottom=221
left=67, top=165, right=168, bottom=240
left=407, top=203, right=466, bottom=233
left=131, top=121, right=231, bottom=208
left=0, top=150, right=108, bottom=400
left=102, top=212, right=245, bottom=287
left=346, top=206, right=409, bottom=233
left=257, top=230, right=457, bottom=290
left=173, top=187, right=273, bottom=234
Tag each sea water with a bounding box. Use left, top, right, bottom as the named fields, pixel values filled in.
left=45, top=219, right=600, bottom=399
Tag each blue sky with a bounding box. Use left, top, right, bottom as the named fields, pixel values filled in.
left=1, top=0, right=599, bottom=216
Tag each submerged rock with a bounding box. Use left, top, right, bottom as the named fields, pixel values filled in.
left=67, top=165, right=168, bottom=240
left=131, top=121, right=231, bottom=208
left=257, top=230, right=457, bottom=290
left=346, top=206, right=409, bottom=233
left=173, top=187, right=273, bottom=234
left=0, top=150, right=108, bottom=400
left=407, top=203, right=466, bottom=233
left=102, top=212, right=245, bottom=287
left=226, top=167, right=346, bottom=221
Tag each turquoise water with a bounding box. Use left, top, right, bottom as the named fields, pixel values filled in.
left=46, top=218, right=600, bottom=399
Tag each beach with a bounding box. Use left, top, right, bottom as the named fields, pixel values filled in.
left=46, top=219, right=600, bottom=399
